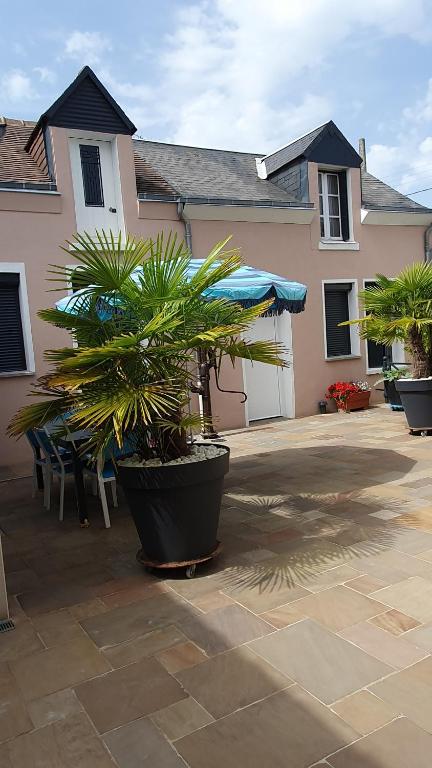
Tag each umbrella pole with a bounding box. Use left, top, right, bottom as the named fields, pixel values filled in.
left=197, top=348, right=219, bottom=439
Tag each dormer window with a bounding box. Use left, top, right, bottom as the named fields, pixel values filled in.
left=319, top=171, right=342, bottom=239
left=318, top=169, right=350, bottom=242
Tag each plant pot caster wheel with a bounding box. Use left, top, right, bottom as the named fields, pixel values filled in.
left=135, top=542, right=221, bottom=578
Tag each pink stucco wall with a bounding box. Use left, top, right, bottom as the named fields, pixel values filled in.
left=0, top=130, right=427, bottom=478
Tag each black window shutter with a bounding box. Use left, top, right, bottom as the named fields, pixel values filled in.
left=324, top=285, right=352, bottom=357
left=338, top=171, right=350, bottom=241
left=79, top=144, right=104, bottom=207
left=364, top=281, right=392, bottom=368
left=367, top=338, right=392, bottom=369
left=0, top=273, right=27, bottom=373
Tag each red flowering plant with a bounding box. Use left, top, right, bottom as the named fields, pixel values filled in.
left=326, top=381, right=360, bottom=408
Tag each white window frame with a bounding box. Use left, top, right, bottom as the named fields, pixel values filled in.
left=363, top=278, right=405, bottom=373
left=322, top=278, right=361, bottom=361
left=319, top=171, right=343, bottom=241
left=65, top=263, right=84, bottom=296
left=65, top=263, right=84, bottom=348
left=0, top=263, right=35, bottom=377
left=318, top=167, right=359, bottom=250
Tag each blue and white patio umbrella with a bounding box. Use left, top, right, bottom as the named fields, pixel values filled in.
left=55, top=260, right=307, bottom=317
left=55, top=261, right=307, bottom=437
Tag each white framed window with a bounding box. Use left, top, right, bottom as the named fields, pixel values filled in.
left=363, top=279, right=405, bottom=373
left=66, top=263, right=86, bottom=295
left=0, top=263, right=35, bottom=377
left=319, top=171, right=342, bottom=240
left=322, top=279, right=360, bottom=360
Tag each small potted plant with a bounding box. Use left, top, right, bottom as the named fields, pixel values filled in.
left=326, top=381, right=371, bottom=412
left=342, top=264, right=432, bottom=431
left=375, top=367, right=409, bottom=411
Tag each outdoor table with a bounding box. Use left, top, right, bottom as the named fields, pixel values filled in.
left=58, top=430, right=92, bottom=527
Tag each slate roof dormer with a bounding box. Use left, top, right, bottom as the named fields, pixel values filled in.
left=257, top=121, right=363, bottom=179
left=25, top=66, right=136, bottom=152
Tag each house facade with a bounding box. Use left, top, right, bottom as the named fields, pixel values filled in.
left=1, top=66, right=431, bottom=479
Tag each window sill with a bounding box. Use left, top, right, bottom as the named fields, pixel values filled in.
left=319, top=240, right=359, bottom=251
left=366, top=368, right=382, bottom=375
left=0, top=370, right=35, bottom=378
left=325, top=355, right=362, bottom=362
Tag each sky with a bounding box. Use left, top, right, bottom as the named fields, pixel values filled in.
left=3, top=0, right=432, bottom=205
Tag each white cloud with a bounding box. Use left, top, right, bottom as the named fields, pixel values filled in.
left=0, top=69, right=36, bottom=103
left=138, top=0, right=432, bottom=150
left=64, top=31, right=111, bottom=66
left=55, top=1, right=432, bottom=159
left=33, top=66, right=56, bottom=84
left=403, top=79, right=432, bottom=124
left=366, top=78, right=432, bottom=201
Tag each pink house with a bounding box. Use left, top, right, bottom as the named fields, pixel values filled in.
left=1, top=66, right=431, bottom=480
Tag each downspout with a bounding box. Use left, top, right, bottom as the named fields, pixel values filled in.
left=177, top=201, right=219, bottom=439
left=177, top=201, right=192, bottom=253
left=425, top=223, right=432, bottom=262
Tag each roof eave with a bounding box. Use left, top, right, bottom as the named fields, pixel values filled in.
left=361, top=207, right=432, bottom=226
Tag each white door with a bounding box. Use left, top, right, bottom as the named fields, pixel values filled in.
left=244, top=315, right=284, bottom=421
left=69, top=138, right=121, bottom=235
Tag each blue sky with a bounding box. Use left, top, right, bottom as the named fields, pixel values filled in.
left=3, top=0, right=432, bottom=205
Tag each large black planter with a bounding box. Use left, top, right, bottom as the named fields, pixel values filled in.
left=396, top=379, right=432, bottom=429
left=117, top=445, right=230, bottom=564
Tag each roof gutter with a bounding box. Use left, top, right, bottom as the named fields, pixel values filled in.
left=139, top=192, right=314, bottom=209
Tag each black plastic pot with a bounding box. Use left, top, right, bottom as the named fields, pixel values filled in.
left=384, top=380, right=403, bottom=408
left=117, top=445, right=230, bottom=564
left=396, top=378, right=432, bottom=429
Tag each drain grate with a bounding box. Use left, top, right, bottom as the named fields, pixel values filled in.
left=0, top=619, right=14, bottom=633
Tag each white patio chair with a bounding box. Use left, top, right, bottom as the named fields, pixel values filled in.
left=83, top=454, right=118, bottom=529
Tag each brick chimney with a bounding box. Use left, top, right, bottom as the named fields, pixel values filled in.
left=358, top=138, right=367, bottom=171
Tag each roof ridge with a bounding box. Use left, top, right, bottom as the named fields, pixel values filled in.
left=0, top=117, right=37, bottom=127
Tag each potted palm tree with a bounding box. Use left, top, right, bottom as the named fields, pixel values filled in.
left=9, top=232, right=286, bottom=567
left=344, top=263, right=432, bottom=431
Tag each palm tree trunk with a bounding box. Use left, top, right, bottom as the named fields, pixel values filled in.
left=408, top=327, right=432, bottom=378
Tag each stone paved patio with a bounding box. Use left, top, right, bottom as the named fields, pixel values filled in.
left=3, top=406, right=432, bottom=765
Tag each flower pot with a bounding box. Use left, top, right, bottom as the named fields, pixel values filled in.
left=384, top=380, right=403, bottom=409
left=117, top=445, right=230, bottom=564
left=396, top=379, right=432, bottom=430
left=339, top=390, right=370, bottom=413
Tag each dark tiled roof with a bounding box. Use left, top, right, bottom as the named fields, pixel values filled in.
left=361, top=170, right=428, bottom=212
left=1, top=113, right=430, bottom=214
left=133, top=139, right=302, bottom=204
left=0, top=118, right=51, bottom=185
left=262, top=123, right=328, bottom=175
left=134, top=152, right=177, bottom=196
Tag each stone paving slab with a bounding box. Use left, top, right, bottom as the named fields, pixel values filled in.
left=3, top=407, right=432, bottom=766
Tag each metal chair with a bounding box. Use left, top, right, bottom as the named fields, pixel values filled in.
left=26, top=430, right=51, bottom=505
left=34, top=428, right=74, bottom=521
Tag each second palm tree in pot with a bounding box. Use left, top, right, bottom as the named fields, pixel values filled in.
left=9, top=232, right=287, bottom=567
left=344, top=263, right=432, bottom=431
